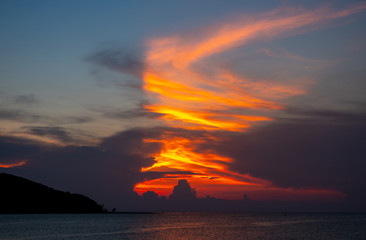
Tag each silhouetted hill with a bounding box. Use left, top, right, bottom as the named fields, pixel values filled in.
left=0, top=173, right=105, bottom=213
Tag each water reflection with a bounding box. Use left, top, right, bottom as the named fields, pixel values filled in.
left=1, top=213, right=365, bottom=240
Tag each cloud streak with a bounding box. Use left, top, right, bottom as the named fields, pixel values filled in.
left=13, top=94, right=39, bottom=105
left=135, top=3, right=366, bottom=199
left=143, top=3, right=366, bottom=131
left=86, top=48, right=144, bottom=77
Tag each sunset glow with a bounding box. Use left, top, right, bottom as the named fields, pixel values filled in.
left=133, top=3, right=366, bottom=200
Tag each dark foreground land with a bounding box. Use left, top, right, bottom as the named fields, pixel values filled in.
left=0, top=173, right=104, bottom=213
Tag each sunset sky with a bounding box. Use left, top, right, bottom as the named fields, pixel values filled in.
left=1, top=0, right=366, bottom=211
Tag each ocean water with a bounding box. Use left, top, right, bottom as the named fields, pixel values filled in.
left=0, top=213, right=365, bottom=240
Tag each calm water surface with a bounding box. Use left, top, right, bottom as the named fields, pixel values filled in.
left=1, top=213, right=365, bottom=240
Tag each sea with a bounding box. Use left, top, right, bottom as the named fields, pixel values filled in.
left=1, top=212, right=365, bottom=240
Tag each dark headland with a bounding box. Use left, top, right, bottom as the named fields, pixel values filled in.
left=0, top=173, right=105, bottom=213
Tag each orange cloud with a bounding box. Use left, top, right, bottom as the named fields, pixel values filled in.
left=0, top=160, right=27, bottom=168
left=135, top=3, right=366, bottom=200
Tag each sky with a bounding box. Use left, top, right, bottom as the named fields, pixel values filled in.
left=1, top=0, right=366, bottom=211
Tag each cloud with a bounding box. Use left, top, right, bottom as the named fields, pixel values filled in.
left=8, top=125, right=96, bottom=146
left=0, top=106, right=93, bottom=126
left=138, top=179, right=350, bottom=212
left=0, top=136, right=42, bottom=166
left=2, top=124, right=365, bottom=211
left=142, top=190, right=159, bottom=201
left=22, top=126, right=78, bottom=143
left=86, top=48, right=144, bottom=76
left=141, top=170, right=201, bottom=181
left=284, top=107, right=366, bottom=123
left=63, top=116, right=94, bottom=124
left=13, top=94, right=39, bottom=105
left=105, top=109, right=162, bottom=119
left=259, top=48, right=324, bottom=63
left=133, top=3, right=366, bottom=202
left=210, top=119, right=366, bottom=204
left=0, top=109, right=41, bottom=123
left=169, top=179, right=197, bottom=201
left=91, top=104, right=163, bottom=120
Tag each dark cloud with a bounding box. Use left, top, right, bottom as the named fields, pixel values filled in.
left=0, top=109, right=41, bottom=123
left=142, top=191, right=159, bottom=201
left=138, top=180, right=200, bottom=212
left=3, top=123, right=366, bottom=211
left=0, top=136, right=43, bottom=165
left=169, top=179, right=197, bottom=201
left=13, top=94, right=39, bottom=105
left=285, top=107, right=366, bottom=123
left=137, top=180, right=347, bottom=212
left=90, top=101, right=163, bottom=120
left=0, top=107, right=93, bottom=125
left=105, top=108, right=162, bottom=119
left=141, top=170, right=201, bottom=181
left=86, top=48, right=144, bottom=76
left=62, top=116, right=94, bottom=124
left=22, top=126, right=76, bottom=143
left=209, top=120, right=366, bottom=205
left=101, top=107, right=162, bottom=120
